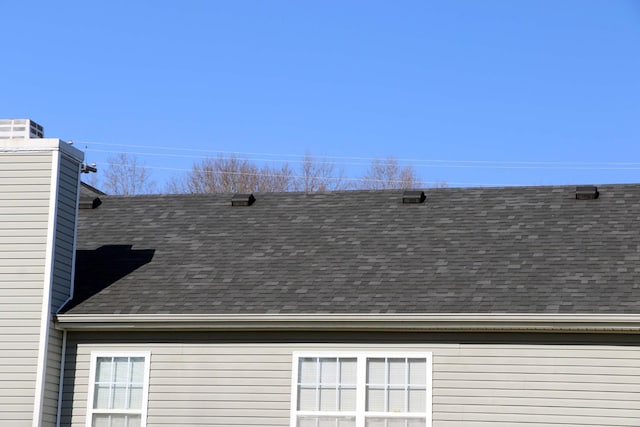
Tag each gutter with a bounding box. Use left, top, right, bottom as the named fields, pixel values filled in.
left=55, top=313, right=640, bottom=333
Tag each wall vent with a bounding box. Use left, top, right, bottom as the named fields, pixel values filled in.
left=0, top=119, right=44, bottom=139
left=402, top=190, right=426, bottom=204
left=575, top=186, right=599, bottom=200
left=231, top=193, right=256, bottom=206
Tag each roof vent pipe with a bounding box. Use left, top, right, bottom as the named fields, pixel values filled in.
left=231, top=193, right=256, bottom=206
left=575, top=186, right=599, bottom=200
left=402, top=190, right=426, bottom=204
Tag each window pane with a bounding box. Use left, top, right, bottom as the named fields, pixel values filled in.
left=298, top=418, right=316, bottom=427
left=126, top=415, right=141, bottom=427
left=112, top=385, right=128, bottom=409
left=110, top=415, right=126, bottom=427
left=366, top=419, right=425, bottom=427
left=93, top=385, right=111, bottom=409
left=340, top=358, right=357, bottom=385
left=130, top=386, right=143, bottom=409
left=367, top=359, right=385, bottom=385
left=130, top=358, right=145, bottom=384
left=299, top=417, right=355, bottom=427
left=337, top=419, right=356, bottom=427
left=319, top=387, right=336, bottom=411
left=299, top=358, right=317, bottom=384
left=298, top=387, right=317, bottom=411
left=408, top=389, right=426, bottom=412
left=408, top=359, right=426, bottom=385
left=93, top=414, right=110, bottom=427
left=320, top=358, right=337, bottom=384
left=388, top=359, right=405, bottom=385
left=367, top=387, right=385, bottom=412
left=388, top=388, right=405, bottom=412
left=96, top=358, right=113, bottom=383
left=114, top=358, right=130, bottom=383
left=340, top=387, right=356, bottom=411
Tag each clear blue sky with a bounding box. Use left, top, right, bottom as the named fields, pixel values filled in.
left=2, top=0, right=639, bottom=188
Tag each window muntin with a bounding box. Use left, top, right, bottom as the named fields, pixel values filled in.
left=87, top=353, right=150, bottom=427
left=292, top=353, right=431, bottom=427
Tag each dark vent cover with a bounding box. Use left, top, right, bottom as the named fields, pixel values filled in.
left=402, top=190, right=426, bottom=204
left=576, top=186, right=599, bottom=200
left=79, top=197, right=102, bottom=209
left=231, top=193, right=256, bottom=206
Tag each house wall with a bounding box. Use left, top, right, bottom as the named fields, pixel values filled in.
left=0, top=141, right=83, bottom=426
left=60, top=331, right=640, bottom=427
left=0, top=151, right=53, bottom=426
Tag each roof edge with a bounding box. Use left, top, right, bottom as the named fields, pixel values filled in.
left=55, top=313, right=640, bottom=333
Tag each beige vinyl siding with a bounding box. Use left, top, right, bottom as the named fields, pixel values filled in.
left=60, top=332, right=640, bottom=427
left=0, top=152, right=53, bottom=426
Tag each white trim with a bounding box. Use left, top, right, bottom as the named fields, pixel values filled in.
left=0, top=138, right=84, bottom=158
left=86, top=351, right=151, bottom=427
left=33, top=150, right=61, bottom=427
left=290, top=351, right=433, bottom=427
left=56, top=312, right=640, bottom=333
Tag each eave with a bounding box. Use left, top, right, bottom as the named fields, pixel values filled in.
left=55, top=313, right=640, bottom=333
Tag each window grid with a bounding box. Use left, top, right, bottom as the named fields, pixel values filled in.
left=292, top=353, right=431, bottom=427
left=87, top=352, right=150, bottom=427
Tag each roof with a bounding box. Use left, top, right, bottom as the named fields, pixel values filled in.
left=62, top=184, right=640, bottom=316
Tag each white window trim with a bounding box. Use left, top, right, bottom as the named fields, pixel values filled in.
left=86, top=351, right=151, bottom=427
left=290, top=351, right=432, bottom=427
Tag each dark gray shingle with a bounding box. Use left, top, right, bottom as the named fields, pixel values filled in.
left=63, top=185, right=640, bottom=315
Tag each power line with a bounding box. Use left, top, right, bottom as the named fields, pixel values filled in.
left=90, top=148, right=640, bottom=171
left=80, top=140, right=640, bottom=167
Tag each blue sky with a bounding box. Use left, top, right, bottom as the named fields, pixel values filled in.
left=2, top=0, right=639, bottom=188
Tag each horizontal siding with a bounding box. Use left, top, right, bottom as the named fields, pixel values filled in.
left=61, top=334, right=640, bottom=427
left=0, top=151, right=53, bottom=425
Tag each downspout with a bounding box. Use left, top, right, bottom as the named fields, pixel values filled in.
left=55, top=330, right=67, bottom=427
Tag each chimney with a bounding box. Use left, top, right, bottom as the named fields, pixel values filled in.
left=0, top=120, right=83, bottom=425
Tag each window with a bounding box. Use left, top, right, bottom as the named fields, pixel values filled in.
left=291, top=352, right=432, bottom=427
left=87, top=352, right=151, bottom=427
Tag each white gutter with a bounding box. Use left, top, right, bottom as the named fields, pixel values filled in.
left=55, top=313, right=640, bottom=333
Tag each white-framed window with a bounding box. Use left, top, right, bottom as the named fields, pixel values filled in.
left=291, top=352, right=432, bottom=427
left=86, top=352, right=151, bottom=427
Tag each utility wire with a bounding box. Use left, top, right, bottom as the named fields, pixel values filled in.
left=90, top=148, right=640, bottom=171
left=80, top=140, right=640, bottom=167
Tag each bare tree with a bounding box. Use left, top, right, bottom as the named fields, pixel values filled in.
left=102, top=153, right=157, bottom=195
left=360, top=157, right=420, bottom=190
left=168, top=155, right=298, bottom=194
left=256, top=163, right=296, bottom=192
left=294, top=153, right=349, bottom=192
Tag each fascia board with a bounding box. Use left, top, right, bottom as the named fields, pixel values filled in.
left=55, top=313, right=640, bottom=333
left=0, top=138, right=84, bottom=161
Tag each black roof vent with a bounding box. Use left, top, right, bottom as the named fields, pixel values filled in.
left=79, top=196, right=102, bottom=209
left=576, top=186, right=599, bottom=200
left=402, top=190, right=426, bottom=204
left=231, top=193, right=256, bottom=206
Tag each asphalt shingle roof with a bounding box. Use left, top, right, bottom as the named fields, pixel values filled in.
left=63, top=184, right=640, bottom=315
